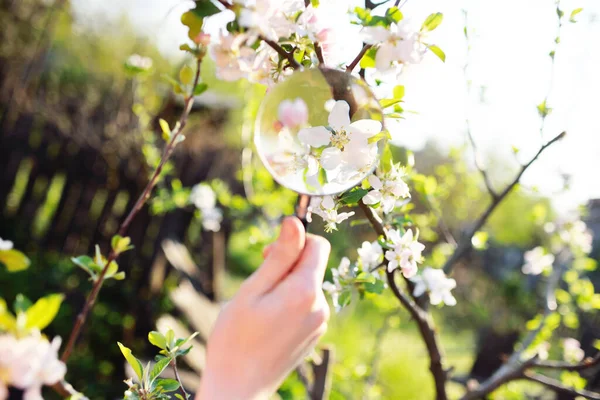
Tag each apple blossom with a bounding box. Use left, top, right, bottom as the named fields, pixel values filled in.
left=384, top=229, right=425, bottom=278
left=297, top=100, right=381, bottom=173
left=0, top=238, right=13, bottom=251
left=309, top=196, right=355, bottom=232
left=357, top=240, right=383, bottom=271
left=411, top=267, right=457, bottom=306
left=322, top=257, right=352, bottom=312
left=563, top=338, right=585, bottom=364
left=521, top=246, right=554, bottom=275
left=363, top=166, right=410, bottom=213
left=208, top=33, right=256, bottom=82
left=361, top=20, right=425, bottom=73
left=278, top=98, right=309, bottom=129
left=190, top=183, right=222, bottom=232
left=271, top=129, right=319, bottom=177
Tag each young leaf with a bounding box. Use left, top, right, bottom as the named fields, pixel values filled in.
left=25, top=294, right=64, bottom=330
left=149, top=356, right=172, bottom=384
left=569, top=8, right=583, bottom=22
left=354, top=272, right=376, bottom=284
left=173, top=332, right=199, bottom=351
left=422, top=13, right=443, bottom=32
left=0, top=249, right=31, bottom=272
left=427, top=44, right=446, bottom=62
left=13, top=294, right=32, bottom=314
left=386, top=6, right=403, bottom=23
left=148, top=331, right=167, bottom=350
left=393, top=85, right=405, bottom=100
left=179, top=65, right=194, bottom=86
left=338, top=188, right=369, bottom=205
left=118, top=342, right=144, bottom=381
left=165, top=329, right=175, bottom=350
left=359, top=47, right=378, bottom=69
left=193, top=83, right=208, bottom=96
left=156, top=378, right=180, bottom=393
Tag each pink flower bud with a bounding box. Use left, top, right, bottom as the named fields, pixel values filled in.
left=277, top=98, right=308, bottom=129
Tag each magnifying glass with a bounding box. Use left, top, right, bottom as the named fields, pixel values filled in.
left=254, top=68, right=386, bottom=228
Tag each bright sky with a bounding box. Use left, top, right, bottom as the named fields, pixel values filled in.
left=71, top=0, right=600, bottom=212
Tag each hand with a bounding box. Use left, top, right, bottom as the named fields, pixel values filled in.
left=197, top=217, right=331, bottom=400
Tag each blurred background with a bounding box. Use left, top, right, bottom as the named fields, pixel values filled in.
left=0, top=0, right=599, bottom=398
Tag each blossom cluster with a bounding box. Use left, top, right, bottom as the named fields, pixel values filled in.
left=0, top=334, right=66, bottom=400
left=309, top=196, right=354, bottom=232
left=363, top=165, right=410, bottom=213
left=190, top=183, right=223, bottom=232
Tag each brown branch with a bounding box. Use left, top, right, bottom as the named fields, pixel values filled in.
left=524, top=371, right=600, bottom=400
left=443, top=131, right=565, bottom=274
left=60, top=59, right=203, bottom=363
left=260, top=36, right=301, bottom=70
left=346, top=44, right=372, bottom=72
left=314, top=42, right=325, bottom=65
left=357, top=199, right=448, bottom=399
left=533, top=353, right=600, bottom=372
left=172, top=358, right=189, bottom=400
left=310, top=348, right=333, bottom=400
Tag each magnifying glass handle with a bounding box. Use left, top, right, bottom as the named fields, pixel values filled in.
left=295, top=194, right=311, bottom=232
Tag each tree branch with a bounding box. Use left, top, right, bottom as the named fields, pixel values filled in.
left=60, top=59, right=203, bottom=363
left=260, top=36, right=301, bottom=70
left=314, top=42, right=325, bottom=65
left=346, top=44, right=372, bottom=72
left=524, top=371, right=600, bottom=400
left=172, top=358, right=189, bottom=400
left=442, top=131, right=565, bottom=274
left=533, top=353, right=600, bottom=372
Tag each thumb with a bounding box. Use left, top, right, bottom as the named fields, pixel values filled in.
left=241, top=217, right=305, bottom=295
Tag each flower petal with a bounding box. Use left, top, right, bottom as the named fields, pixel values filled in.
left=360, top=26, right=391, bottom=44
left=320, top=147, right=343, bottom=170
left=328, top=100, right=351, bottom=131
left=362, top=190, right=382, bottom=205
left=368, top=175, right=383, bottom=190
left=298, top=126, right=331, bottom=147
left=349, top=119, right=382, bottom=137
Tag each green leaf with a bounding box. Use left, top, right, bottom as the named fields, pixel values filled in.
left=354, top=272, right=376, bottom=284
left=165, top=329, right=175, bottom=350
left=113, top=271, right=126, bottom=280
left=0, top=249, right=31, bottom=272
left=310, top=0, right=320, bottom=6
left=175, top=394, right=185, bottom=400
left=112, top=235, right=134, bottom=255
left=380, top=145, right=393, bottom=172
left=368, top=130, right=391, bottom=145
left=193, top=83, right=208, bottom=96
left=364, top=279, right=385, bottom=294
left=148, top=331, right=167, bottom=350
left=13, top=294, right=32, bottom=314
left=573, top=257, right=597, bottom=271
left=537, top=100, right=551, bottom=117
left=25, top=294, right=64, bottom=330
left=149, top=356, right=172, bottom=384
left=118, top=342, right=144, bottom=381
left=179, top=65, right=194, bottom=86
left=380, top=98, right=403, bottom=109
left=393, top=85, right=405, bottom=100
left=427, top=44, right=446, bottom=62
left=159, top=119, right=171, bottom=141
left=338, top=291, right=351, bottom=308
left=181, top=0, right=221, bottom=41
left=569, top=8, right=583, bottom=22
left=386, top=6, right=403, bottom=23
left=422, top=12, right=443, bottom=32
left=359, top=47, right=378, bottom=69
left=338, top=188, right=369, bottom=205
left=174, top=332, right=199, bottom=351
left=156, top=378, right=180, bottom=393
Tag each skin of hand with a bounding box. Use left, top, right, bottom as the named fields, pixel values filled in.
left=196, top=217, right=331, bottom=400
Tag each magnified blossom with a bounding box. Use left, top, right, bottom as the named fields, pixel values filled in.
left=278, top=98, right=309, bottom=129
left=363, top=166, right=410, bottom=213
left=298, top=100, right=381, bottom=173
left=309, top=196, right=355, bottom=232
left=562, top=338, right=585, bottom=364
left=0, top=238, right=13, bottom=251
left=411, top=267, right=457, bottom=306
left=385, top=228, right=424, bottom=278
left=357, top=240, right=383, bottom=271
left=521, top=246, right=554, bottom=275
left=361, top=20, right=425, bottom=72
left=0, top=334, right=66, bottom=400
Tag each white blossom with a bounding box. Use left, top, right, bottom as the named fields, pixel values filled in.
left=362, top=166, right=410, bottom=213
left=357, top=240, right=383, bottom=271
left=125, top=54, right=153, bottom=71
left=0, top=238, right=13, bottom=251
left=563, top=338, right=585, bottom=364
left=322, top=257, right=352, bottom=312
left=411, top=267, right=457, bottom=306
left=0, top=334, right=66, bottom=399
left=361, top=20, right=425, bottom=73
left=190, top=183, right=222, bottom=232
left=309, top=196, right=355, bottom=232
left=560, top=220, right=593, bottom=255
left=235, top=0, right=302, bottom=41
left=384, top=229, right=424, bottom=278
left=209, top=33, right=256, bottom=82
left=521, top=247, right=554, bottom=275
left=297, top=100, right=381, bottom=173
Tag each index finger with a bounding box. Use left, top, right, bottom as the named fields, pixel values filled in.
left=283, top=234, right=331, bottom=286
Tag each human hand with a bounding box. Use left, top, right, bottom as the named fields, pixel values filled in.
left=196, top=217, right=331, bottom=400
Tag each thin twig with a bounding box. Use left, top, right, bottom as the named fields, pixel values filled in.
left=260, top=36, right=301, bottom=70
left=462, top=10, right=497, bottom=200
left=346, top=44, right=372, bottom=72
left=442, top=131, right=565, bottom=274
left=533, top=353, right=600, bottom=372
left=524, top=371, right=600, bottom=400
left=60, top=59, right=203, bottom=363
left=172, top=358, right=189, bottom=400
